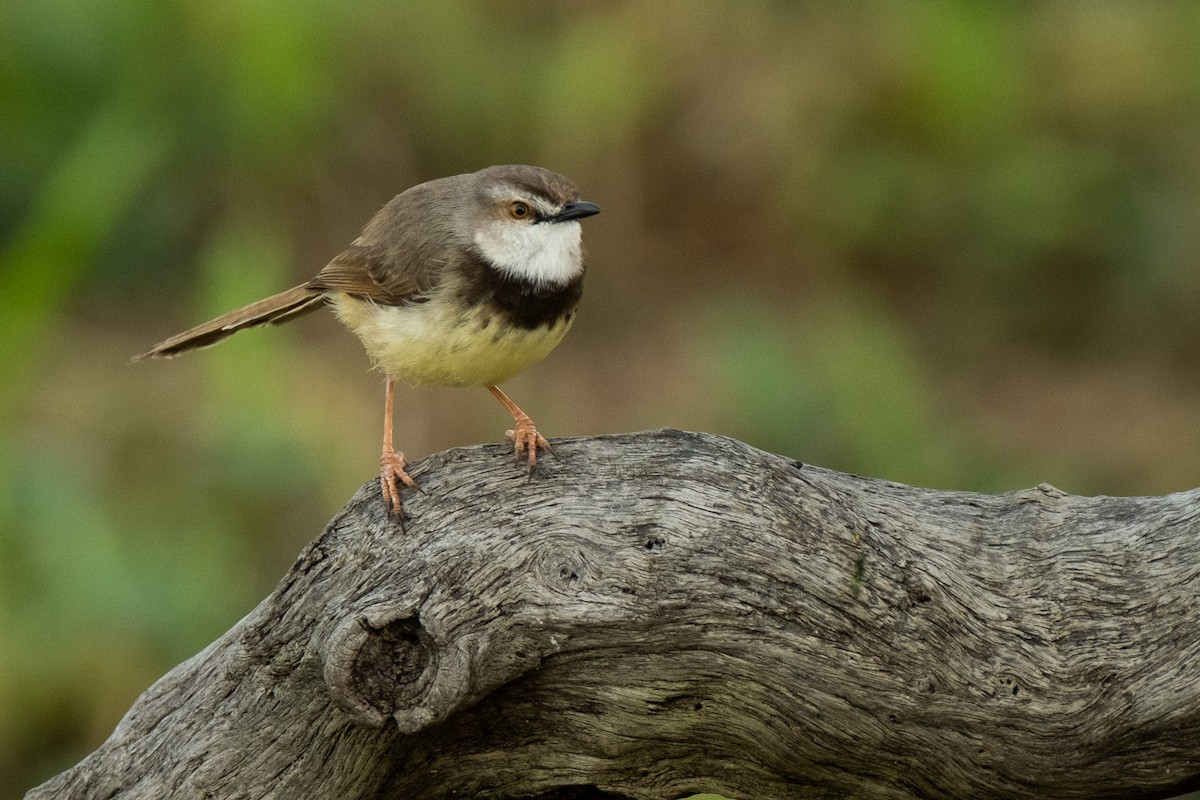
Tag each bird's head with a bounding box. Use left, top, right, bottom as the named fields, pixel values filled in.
left=469, top=165, right=600, bottom=285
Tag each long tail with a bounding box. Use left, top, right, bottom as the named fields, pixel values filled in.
left=133, top=285, right=325, bottom=360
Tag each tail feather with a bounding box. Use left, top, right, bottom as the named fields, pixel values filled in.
left=133, top=285, right=325, bottom=361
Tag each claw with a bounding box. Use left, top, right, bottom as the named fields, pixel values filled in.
left=380, top=448, right=419, bottom=519
left=505, top=417, right=552, bottom=473
left=487, top=385, right=556, bottom=477
left=379, top=378, right=420, bottom=527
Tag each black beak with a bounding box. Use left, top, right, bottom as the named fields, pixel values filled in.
left=547, top=200, right=601, bottom=223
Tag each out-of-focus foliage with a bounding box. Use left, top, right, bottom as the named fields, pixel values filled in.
left=3, top=1, right=1200, bottom=794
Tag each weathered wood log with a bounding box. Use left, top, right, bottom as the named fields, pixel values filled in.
left=26, top=429, right=1200, bottom=800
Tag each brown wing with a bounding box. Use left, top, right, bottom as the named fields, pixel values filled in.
left=307, top=180, right=459, bottom=305
left=306, top=245, right=432, bottom=305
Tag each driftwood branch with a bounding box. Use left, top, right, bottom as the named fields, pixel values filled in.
left=27, top=430, right=1200, bottom=799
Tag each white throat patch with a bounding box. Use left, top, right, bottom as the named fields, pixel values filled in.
left=473, top=219, right=584, bottom=285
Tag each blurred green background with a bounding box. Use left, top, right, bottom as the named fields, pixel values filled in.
left=5, top=0, right=1200, bottom=795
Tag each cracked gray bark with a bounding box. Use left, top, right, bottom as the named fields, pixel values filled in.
left=25, top=429, right=1200, bottom=800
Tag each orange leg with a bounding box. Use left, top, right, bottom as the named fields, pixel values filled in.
left=380, top=377, right=419, bottom=516
left=487, top=384, right=553, bottom=469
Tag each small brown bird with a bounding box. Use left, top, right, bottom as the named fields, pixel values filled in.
left=136, top=165, right=600, bottom=516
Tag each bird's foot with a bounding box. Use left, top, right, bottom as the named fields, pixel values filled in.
left=380, top=448, right=420, bottom=518
left=505, top=415, right=554, bottom=472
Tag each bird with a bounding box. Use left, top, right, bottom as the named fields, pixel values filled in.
left=135, top=164, right=600, bottom=517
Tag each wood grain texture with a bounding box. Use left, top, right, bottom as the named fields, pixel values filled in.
left=26, top=430, right=1200, bottom=799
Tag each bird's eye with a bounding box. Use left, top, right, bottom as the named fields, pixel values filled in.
left=509, top=201, right=532, bottom=220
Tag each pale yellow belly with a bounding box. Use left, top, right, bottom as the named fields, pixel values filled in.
left=330, top=292, right=572, bottom=387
